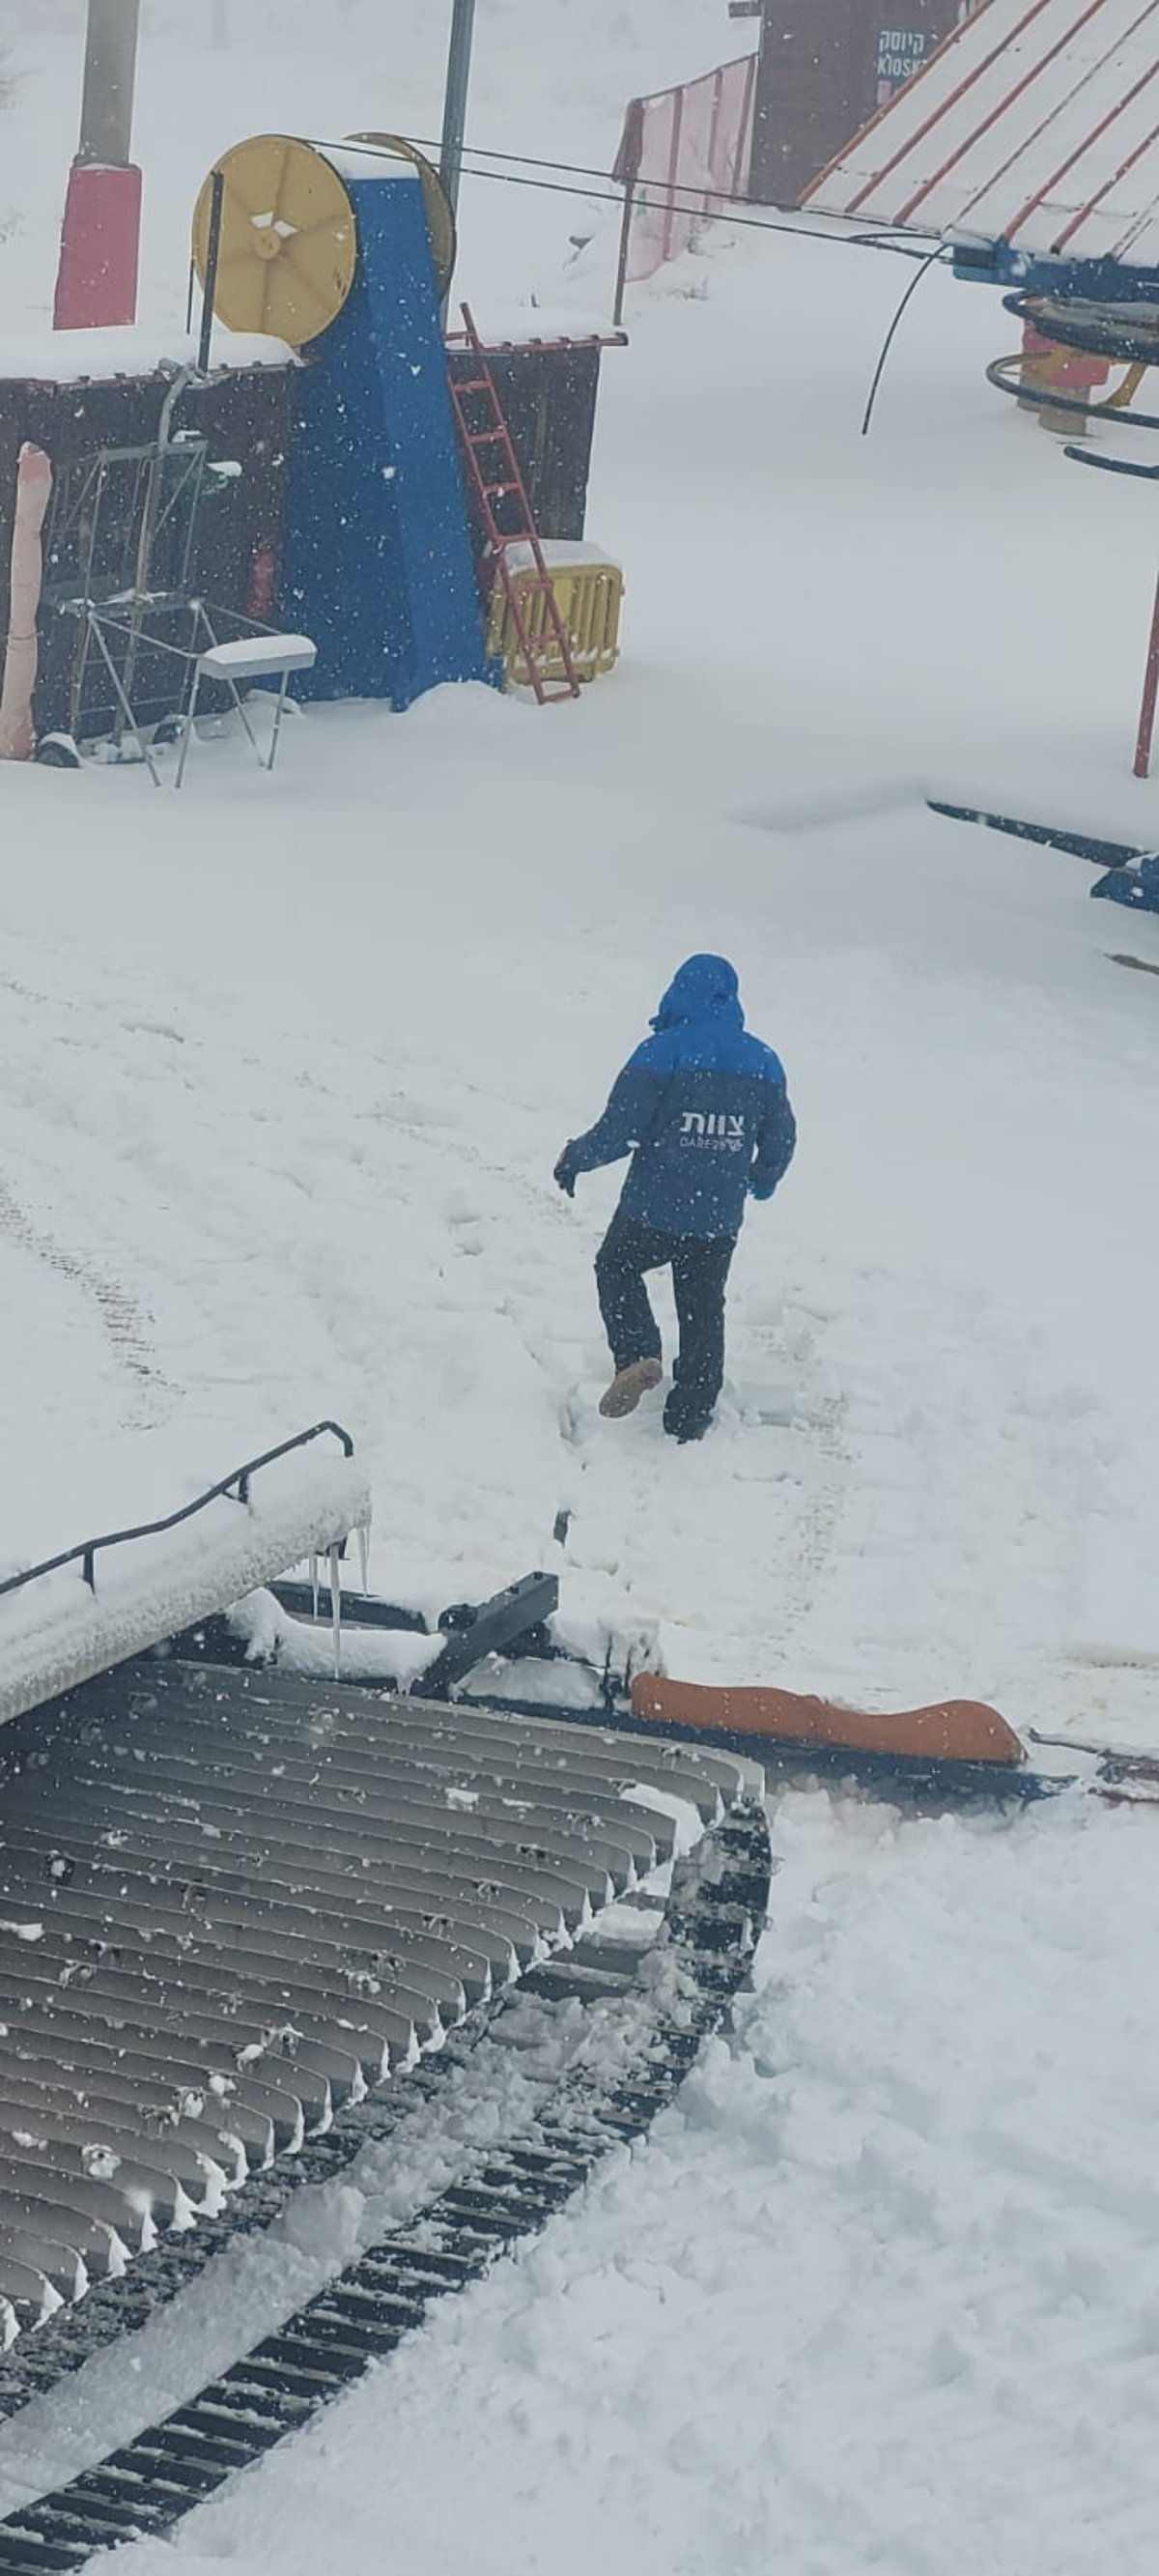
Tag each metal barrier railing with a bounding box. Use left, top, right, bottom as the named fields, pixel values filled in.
left=0, top=1419, right=355, bottom=1604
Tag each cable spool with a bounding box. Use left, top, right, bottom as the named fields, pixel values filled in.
left=192, top=135, right=357, bottom=347
left=345, top=133, right=457, bottom=295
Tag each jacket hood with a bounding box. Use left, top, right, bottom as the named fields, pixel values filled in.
left=651, top=954, right=743, bottom=1033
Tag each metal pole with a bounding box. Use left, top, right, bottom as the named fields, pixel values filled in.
left=611, top=98, right=643, bottom=330
left=612, top=183, right=634, bottom=330
left=662, top=88, right=684, bottom=266
left=438, top=0, right=476, bottom=225
left=198, top=171, right=225, bottom=375
left=1134, top=566, right=1159, bottom=780
left=77, top=0, right=141, bottom=166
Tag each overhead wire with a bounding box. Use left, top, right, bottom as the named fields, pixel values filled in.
left=329, top=129, right=952, bottom=420
left=332, top=129, right=940, bottom=261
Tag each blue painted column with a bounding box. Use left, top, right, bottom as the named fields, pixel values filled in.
left=282, top=163, right=488, bottom=708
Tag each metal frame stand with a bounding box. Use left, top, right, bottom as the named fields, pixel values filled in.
left=62, top=599, right=315, bottom=787
left=175, top=633, right=317, bottom=787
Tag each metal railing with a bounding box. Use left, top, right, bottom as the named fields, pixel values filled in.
left=0, top=1420, right=355, bottom=1605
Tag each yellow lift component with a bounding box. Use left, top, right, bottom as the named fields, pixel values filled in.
left=192, top=134, right=357, bottom=347
left=488, top=545, right=624, bottom=688
left=1103, top=360, right=1150, bottom=413
left=193, top=131, right=456, bottom=351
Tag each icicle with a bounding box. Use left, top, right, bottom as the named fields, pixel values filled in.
left=329, top=1540, right=343, bottom=1678
left=310, top=1551, right=320, bottom=1621
left=356, top=1519, right=370, bottom=1595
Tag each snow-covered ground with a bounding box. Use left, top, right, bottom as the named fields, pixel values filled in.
left=86, top=1790, right=1159, bottom=2576
left=2, top=3, right=1159, bottom=2568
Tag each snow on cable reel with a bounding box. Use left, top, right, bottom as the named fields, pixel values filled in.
left=192, top=134, right=358, bottom=346
left=345, top=132, right=457, bottom=298
left=191, top=130, right=457, bottom=349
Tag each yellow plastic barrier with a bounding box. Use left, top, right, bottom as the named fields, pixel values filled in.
left=488, top=542, right=624, bottom=686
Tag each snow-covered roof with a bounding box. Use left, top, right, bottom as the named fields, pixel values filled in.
left=0, top=323, right=297, bottom=387
left=445, top=308, right=625, bottom=350
left=803, top=0, right=1159, bottom=278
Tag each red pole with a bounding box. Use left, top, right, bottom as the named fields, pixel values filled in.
left=54, top=0, right=143, bottom=329
left=1134, top=565, right=1159, bottom=779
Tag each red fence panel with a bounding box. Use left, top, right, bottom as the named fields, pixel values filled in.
left=613, top=53, right=757, bottom=291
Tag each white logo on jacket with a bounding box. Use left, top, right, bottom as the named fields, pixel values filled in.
left=677, top=1112, right=747, bottom=1151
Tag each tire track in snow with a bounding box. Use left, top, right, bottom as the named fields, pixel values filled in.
left=0, top=963, right=185, bottom=1439
left=776, top=1265, right=1132, bottom=1721
left=542, top=1288, right=854, bottom=1686
left=735, top=1296, right=853, bottom=1651
left=0, top=1171, right=176, bottom=1434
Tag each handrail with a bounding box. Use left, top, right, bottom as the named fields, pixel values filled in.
left=985, top=350, right=1159, bottom=434
left=1064, top=444, right=1159, bottom=482
left=0, top=1420, right=356, bottom=1604
left=1002, top=289, right=1159, bottom=381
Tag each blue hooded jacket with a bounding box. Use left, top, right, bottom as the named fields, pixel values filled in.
left=560, top=956, right=796, bottom=1239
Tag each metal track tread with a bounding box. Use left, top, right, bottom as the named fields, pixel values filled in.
left=0, top=1662, right=762, bottom=2386
left=0, top=1800, right=770, bottom=2571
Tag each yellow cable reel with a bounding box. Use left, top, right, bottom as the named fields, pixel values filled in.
left=192, top=135, right=357, bottom=348
left=344, top=133, right=457, bottom=296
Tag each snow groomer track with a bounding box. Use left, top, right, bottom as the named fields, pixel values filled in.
left=0, top=1426, right=770, bottom=2570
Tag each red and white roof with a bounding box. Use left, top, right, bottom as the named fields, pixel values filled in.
left=803, top=0, right=1159, bottom=273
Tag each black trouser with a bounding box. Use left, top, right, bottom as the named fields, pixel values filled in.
left=595, top=1209, right=736, bottom=1436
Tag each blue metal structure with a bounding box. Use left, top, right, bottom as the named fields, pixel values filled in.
left=282, top=166, right=489, bottom=709
left=954, top=242, right=1159, bottom=308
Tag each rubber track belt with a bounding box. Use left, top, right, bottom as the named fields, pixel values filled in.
left=0, top=1801, right=770, bottom=2571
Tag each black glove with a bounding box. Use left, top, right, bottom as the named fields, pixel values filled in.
left=553, top=1152, right=577, bottom=1198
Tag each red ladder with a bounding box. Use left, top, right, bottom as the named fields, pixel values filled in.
left=449, top=304, right=580, bottom=704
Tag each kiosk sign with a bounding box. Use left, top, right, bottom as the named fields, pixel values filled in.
left=875, top=27, right=928, bottom=105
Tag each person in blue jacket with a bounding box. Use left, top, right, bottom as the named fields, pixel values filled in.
left=553, top=955, right=796, bottom=1443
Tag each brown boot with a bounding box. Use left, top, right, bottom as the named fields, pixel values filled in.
left=599, top=1357, right=664, bottom=1418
